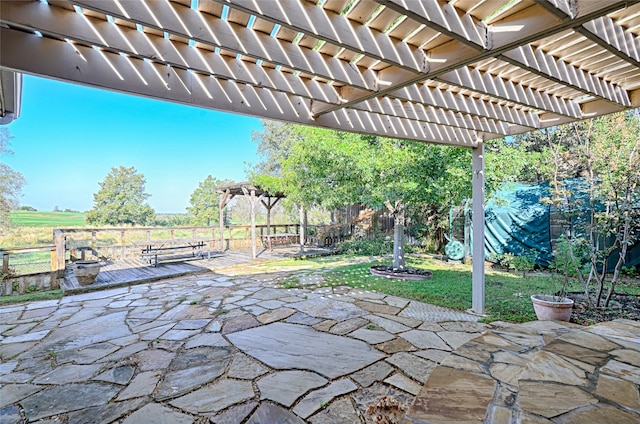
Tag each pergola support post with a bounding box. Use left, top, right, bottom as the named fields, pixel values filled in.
left=218, top=189, right=233, bottom=251
left=472, top=142, right=485, bottom=315
left=251, top=189, right=257, bottom=259
left=299, top=204, right=305, bottom=253
left=241, top=186, right=258, bottom=260
left=260, top=197, right=281, bottom=236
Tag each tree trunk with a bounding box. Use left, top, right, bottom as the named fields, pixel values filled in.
left=392, top=207, right=405, bottom=270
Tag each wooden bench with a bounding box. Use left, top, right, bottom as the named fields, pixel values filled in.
left=136, top=239, right=214, bottom=267
left=260, top=233, right=299, bottom=252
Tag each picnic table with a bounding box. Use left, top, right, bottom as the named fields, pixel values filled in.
left=134, top=238, right=215, bottom=267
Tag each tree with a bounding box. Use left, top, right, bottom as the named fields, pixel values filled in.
left=541, top=111, right=640, bottom=307
left=251, top=120, right=299, bottom=176
left=187, top=175, right=222, bottom=226
left=0, top=128, right=25, bottom=231
left=86, top=166, right=155, bottom=225
left=261, top=123, right=474, bottom=270
left=589, top=112, right=640, bottom=306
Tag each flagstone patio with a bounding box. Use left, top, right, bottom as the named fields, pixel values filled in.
left=1, top=268, right=639, bottom=423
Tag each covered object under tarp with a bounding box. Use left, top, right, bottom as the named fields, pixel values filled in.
left=469, top=180, right=640, bottom=271
left=484, top=183, right=553, bottom=267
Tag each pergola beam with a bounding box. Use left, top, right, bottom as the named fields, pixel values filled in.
left=541, top=0, right=640, bottom=67
left=64, top=0, right=377, bottom=90
left=218, top=0, right=555, bottom=125
left=2, top=27, right=491, bottom=146
left=375, top=0, right=490, bottom=50
left=216, top=0, right=428, bottom=73
left=0, top=0, right=344, bottom=105
left=317, top=0, right=633, bottom=116
left=501, top=45, right=631, bottom=107
left=437, top=68, right=583, bottom=119
left=392, top=84, right=541, bottom=129
left=354, top=97, right=513, bottom=135
left=580, top=18, right=640, bottom=69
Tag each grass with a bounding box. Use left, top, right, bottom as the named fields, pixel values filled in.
left=281, top=254, right=586, bottom=323
left=0, top=289, right=63, bottom=306
left=10, top=211, right=86, bottom=227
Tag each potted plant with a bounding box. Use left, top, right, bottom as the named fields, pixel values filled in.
left=530, top=293, right=574, bottom=321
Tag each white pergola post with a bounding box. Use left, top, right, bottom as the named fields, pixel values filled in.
left=472, top=142, right=485, bottom=315
left=299, top=204, right=305, bottom=253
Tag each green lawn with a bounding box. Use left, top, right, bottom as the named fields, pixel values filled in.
left=0, top=289, right=63, bottom=306
left=11, top=211, right=86, bottom=227
left=280, top=254, right=586, bottom=323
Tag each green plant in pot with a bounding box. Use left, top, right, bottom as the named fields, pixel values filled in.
left=531, top=236, right=581, bottom=321
left=530, top=293, right=573, bottom=321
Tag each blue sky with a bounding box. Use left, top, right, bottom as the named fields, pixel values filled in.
left=4, top=75, right=263, bottom=213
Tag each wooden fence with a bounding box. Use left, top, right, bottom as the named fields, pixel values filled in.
left=2, top=224, right=302, bottom=295
left=2, top=222, right=361, bottom=295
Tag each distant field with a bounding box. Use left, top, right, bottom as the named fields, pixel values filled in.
left=10, top=211, right=86, bottom=227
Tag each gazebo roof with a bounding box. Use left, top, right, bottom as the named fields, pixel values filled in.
left=1, top=0, right=639, bottom=145
left=217, top=181, right=285, bottom=199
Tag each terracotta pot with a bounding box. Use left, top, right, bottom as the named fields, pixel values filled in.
left=74, top=260, right=101, bottom=286
left=531, top=294, right=574, bottom=321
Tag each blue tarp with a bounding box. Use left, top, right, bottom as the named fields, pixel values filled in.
left=483, top=182, right=553, bottom=267
left=470, top=180, right=639, bottom=271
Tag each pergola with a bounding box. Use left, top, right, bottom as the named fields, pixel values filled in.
left=1, top=0, right=639, bottom=314
left=216, top=181, right=287, bottom=260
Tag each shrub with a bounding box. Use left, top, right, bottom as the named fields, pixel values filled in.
left=338, top=235, right=393, bottom=256
left=551, top=235, right=590, bottom=278
left=491, top=249, right=537, bottom=273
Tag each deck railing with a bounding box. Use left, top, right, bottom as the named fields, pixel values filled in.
left=1, top=223, right=353, bottom=295
left=1, top=245, right=60, bottom=295
left=53, top=224, right=303, bottom=274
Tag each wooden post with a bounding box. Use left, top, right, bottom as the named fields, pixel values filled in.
left=53, top=229, right=66, bottom=278
left=219, top=193, right=225, bottom=251
left=260, top=197, right=280, bottom=237
left=299, top=205, right=305, bottom=253
left=50, top=248, right=56, bottom=273
left=2, top=251, right=8, bottom=274
left=121, top=230, right=126, bottom=258
left=266, top=202, right=271, bottom=236
left=251, top=189, right=256, bottom=259
left=472, top=142, right=485, bottom=315
left=218, top=189, right=233, bottom=251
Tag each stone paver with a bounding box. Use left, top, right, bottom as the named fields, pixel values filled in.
left=227, top=322, right=384, bottom=379
left=168, top=379, right=254, bottom=414
left=121, top=402, right=192, bottom=424
left=292, top=378, right=357, bottom=419
left=258, top=370, right=327, bottom=407
left=407, top=318, right=640, bottom=424
left=5, top=268, right=635, bottom=423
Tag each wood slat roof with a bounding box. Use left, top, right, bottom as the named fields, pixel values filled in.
left=1, top=0, right=639, bottom=146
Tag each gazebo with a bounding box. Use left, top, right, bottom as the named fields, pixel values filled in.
left=216, top=181, right=292, bottom=260
left=1, top=0, right=639, bottom=313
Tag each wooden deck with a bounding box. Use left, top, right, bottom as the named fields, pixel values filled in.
left=62, top=246, right=335, bottom=294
